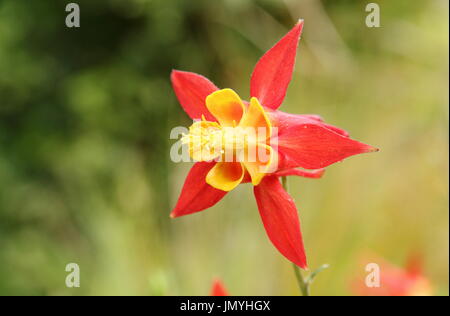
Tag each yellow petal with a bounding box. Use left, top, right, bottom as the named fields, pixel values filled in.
left=206, top=162, right=244, bottom=191
left=242, top=144, right=276, bottom=186
left=206, top=89, right=245, bottom=127
left=238, top=97, right=272, bottom=143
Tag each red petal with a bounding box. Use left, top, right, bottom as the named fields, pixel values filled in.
left=250, top=20, right=304, bottom=110
left=171, top=162, right=227, bottom=218
left=269, top=111, right=377, bottom=170
left=210, top=279, right=229, bottom=296
left=171, top=70, right=219, bottom=121
left=319, top=122, right=350, bottom=137
left=274, top=168, right=325, bottom=179
left=298, top=114, right=350, bottom=137
left=301, top=114, right=323, bottom=122
left=270, top=111, right=350, bottom=137
left=253, top=176, right=307, bottom=269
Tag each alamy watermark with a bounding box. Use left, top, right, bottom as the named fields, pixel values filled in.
left=365, top=3, right=380, bottom=28
left=365, top=263, right=381, bottom=288
left=65, top=263, right=80, bottom=288
left=65, top=3, right=80, bottom=28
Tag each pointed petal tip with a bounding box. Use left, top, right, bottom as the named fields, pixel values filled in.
left=296, top=19, right=304, bottom=26
left=367, top=145, right=380, bottom=153
left=210, top=279, right=229, bottom=296
left=170, top=69, right=180, bottom=77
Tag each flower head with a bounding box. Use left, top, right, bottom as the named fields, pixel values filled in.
left=170, top=20, right=378, bottom=269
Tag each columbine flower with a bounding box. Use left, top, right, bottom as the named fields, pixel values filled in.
left=170, top=20, right=377, bottom=269
left=210, top=279, right=229, bottom=296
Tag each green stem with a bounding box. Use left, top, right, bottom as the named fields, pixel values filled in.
left=281, top=176, right=309, bottom=296
left=292, top=263, right=310, bottom=296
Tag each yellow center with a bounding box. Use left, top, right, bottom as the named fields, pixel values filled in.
left=181, top=120, right=255, bottom=162
left=181, top=88, right=276, bottom=191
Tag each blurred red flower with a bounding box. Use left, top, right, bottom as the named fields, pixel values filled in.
left=210, top=279, right=229, bottom=296
left=353, top=255, right=433, bottom=296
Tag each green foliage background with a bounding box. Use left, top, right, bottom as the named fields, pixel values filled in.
left=0, top=0, right=448, bottom=295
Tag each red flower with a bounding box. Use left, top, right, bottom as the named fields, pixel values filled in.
left=353, top=255, right=433, bottom=296
left=210, top=279, right=229, bottom=296
left=170, top=20, right=377, bottom=269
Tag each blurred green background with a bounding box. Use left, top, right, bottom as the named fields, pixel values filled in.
left=0, top=0, right=448, bottom=296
